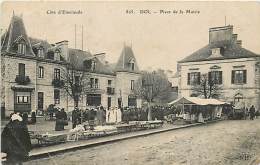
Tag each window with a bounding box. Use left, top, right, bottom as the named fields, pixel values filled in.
left=209, top=71, right=222, bottom=84
left=90, top=78, right=99, bottom=88
left=87, top=94, right=101, bottom=106
left=234, top=94, right=243, bottom=103
left=39, top=66, right=44, bottom=78
left=54, top=89, right=60, bottom=104
left=131, top=63, right=135, bottom=71
left=18, top=63, right=25, bottom=76
left=54, top=68, right=60, bottom=80
left=187, top=72, right=200, bottom=85
left=94, top=78, right=99, bottom=88
left=131, top=80, right=135, bottom=90
left=128, top=95, right=137, bottom=107
left=92, top=61, right=97, bottom=70
left=108, top=80, right=112, bottom=86
left=18, top=43, right=26, bottom=54
left=54, top=50, right=61, bottom=61
left=38, top=48, right=44, bottom=58
left=90, top=78, right=94, bottom=88
left=232, top=70, right=247, bottom=84
left=16, top=92, right=30, bottom=104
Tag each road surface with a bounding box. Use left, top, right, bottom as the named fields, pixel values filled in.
left=25, top=119, right=260, bottom=165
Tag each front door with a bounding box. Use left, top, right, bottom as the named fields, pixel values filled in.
left=38, top=92, right=44, bottom=110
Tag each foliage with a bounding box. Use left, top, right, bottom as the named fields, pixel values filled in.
left=60, top=61, right=90, bottom=108
left=134, top=71, right=172, bottom=102
left=191, top=73, right=222, bottom=99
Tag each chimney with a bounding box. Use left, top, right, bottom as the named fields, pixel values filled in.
left=209, top=25, right=233, bottom=44
left=94, top=53, right=106, bottom=64
left=236, top=40, right=242, bottom=47
left=55, top=40, right=69, bottom=61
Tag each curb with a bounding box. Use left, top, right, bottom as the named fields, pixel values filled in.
left=28, top=119, right=221, bottom=160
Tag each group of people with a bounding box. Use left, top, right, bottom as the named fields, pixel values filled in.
left=55, top=108, right=68, bottom=131
left=71, top=106, right=106, bottom=129
left=1, top=113, right=32, bottom=165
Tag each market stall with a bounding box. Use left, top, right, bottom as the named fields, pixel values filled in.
left=168, top=97, right=229, bottom=123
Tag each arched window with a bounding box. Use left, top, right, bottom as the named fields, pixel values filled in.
left=234, top=93, right=243, bottom=103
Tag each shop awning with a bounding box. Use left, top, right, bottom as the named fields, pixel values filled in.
left=168, top=96, right=229, bottom=106
left=11, top=85, right=35, bottom=91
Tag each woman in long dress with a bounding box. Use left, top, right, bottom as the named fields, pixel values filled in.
left=1, top=113, right=32, bottom=165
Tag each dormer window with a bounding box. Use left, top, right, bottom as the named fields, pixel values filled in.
left=38, top=47, right=44, bottom=58
left=92, top=60, right=97, bottom=71
left=129, top=58, right=135, bottom=71
left=18, top=43, right=26, bottom=55
left=54, top=49, right=61, bottom=61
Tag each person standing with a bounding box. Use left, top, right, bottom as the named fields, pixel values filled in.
left=249, top=105, right=256, bottom=120
left=1, top=113, right=32, bottom=165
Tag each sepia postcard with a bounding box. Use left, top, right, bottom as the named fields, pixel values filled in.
left=0, top=1, right=260, bottom=165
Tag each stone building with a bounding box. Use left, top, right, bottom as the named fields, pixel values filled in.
left=1, top=14, right=141, bottom=117
left=177, top=25, right=260, bottom=110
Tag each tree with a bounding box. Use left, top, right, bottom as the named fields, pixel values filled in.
left=191, top=73, right=222, bottom=99
left=60, top=60, right=90, bottom=108
left=134, top=71, right=172, bottom=120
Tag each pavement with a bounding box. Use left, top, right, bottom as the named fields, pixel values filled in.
left=1, top=117, right=221, bottom=161
left=25, top=119, right=260, bottom=165
left=28, top=120, right=220, bottom=160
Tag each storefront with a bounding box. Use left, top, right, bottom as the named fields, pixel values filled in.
left=11, top=86, right=34, bottom=113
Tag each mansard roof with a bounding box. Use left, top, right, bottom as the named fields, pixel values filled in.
left=68, top=48, right=114, bottom=75
left=115, top=45, right=140, bottom=73
left=179, top=42, right=259, bottom=63
left=1, top=15, right=35, bottom=56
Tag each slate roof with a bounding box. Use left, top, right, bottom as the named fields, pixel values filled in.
left=1, top=15, right=35, bottom=56
left=115, top=46, right=140, bottom=73
left=179, top=41, right=259, bottom=63
left=68, top=48, right=114, bottom=75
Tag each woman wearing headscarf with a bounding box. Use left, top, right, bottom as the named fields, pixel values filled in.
left=1, top=113, right=32, bottom=165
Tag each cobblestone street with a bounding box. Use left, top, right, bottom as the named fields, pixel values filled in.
left=25, top=119, right=260, bottom=165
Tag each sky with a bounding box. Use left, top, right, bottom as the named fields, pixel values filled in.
left=1, top=1, right=260, bottom=73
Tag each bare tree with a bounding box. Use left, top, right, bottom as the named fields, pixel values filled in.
left=59, top=60, right=90, bottom=108
left=191, top=73, right=222, bottom=99
left=134, top=71, right=172, bottom=120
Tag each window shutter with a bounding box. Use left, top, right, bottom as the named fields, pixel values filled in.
left=187, top=73, right=190, bottom=85
left=231, top=70, right=235, bottom=84
left=19, top=63, right=25, bottom=76
left=197, top=72, right=201, bottom=84
left=208, top=72, right=212, bottom=83
left=243, top=70, right=247, bottom=84
left=219, top=71, right=222, bottom=84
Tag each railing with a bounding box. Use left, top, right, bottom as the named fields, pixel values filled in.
left=107, top=87, right=115, bottom=95
left=15, top=75, right=31, bottom=85
left=52, top=79, right=64, bottom=88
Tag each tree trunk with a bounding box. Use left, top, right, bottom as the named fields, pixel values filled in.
left=147, top=101, right=152, bottom=121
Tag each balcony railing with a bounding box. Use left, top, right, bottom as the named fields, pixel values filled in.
left=15, top=75, right=30, bottom=85
left=52, top=79, right=64, bottom=88
left=107, top=87, right=115, bottom=95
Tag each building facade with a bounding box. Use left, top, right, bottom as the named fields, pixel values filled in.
left=177, top=25, right=260, bottom=110
left=1, top=14, right=141, bottom=117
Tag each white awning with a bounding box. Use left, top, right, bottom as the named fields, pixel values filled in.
left=168, top=96, right=229, bottom=106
